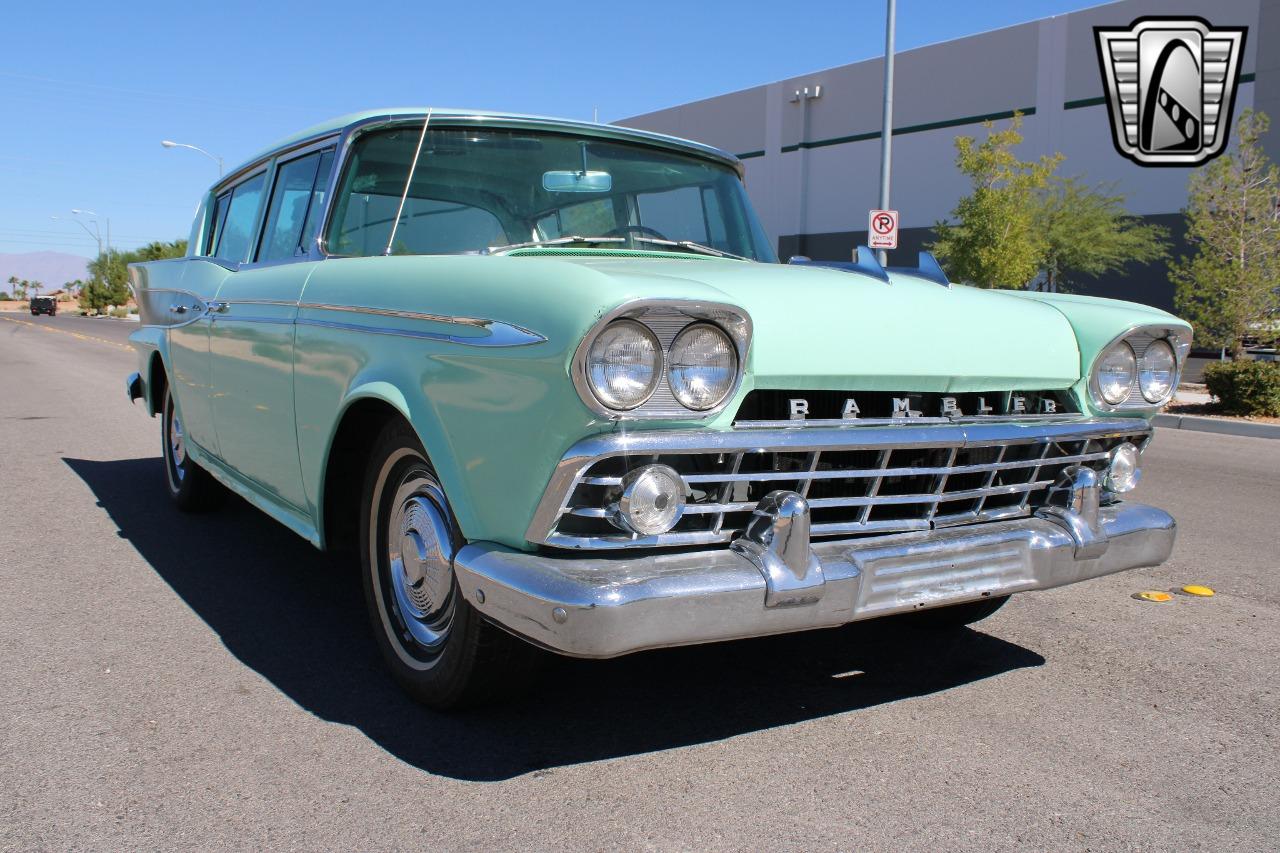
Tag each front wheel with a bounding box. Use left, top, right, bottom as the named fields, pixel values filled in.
left=161, top=387, right=224, bottom=511
left=360, top=420, right=540, bottom=709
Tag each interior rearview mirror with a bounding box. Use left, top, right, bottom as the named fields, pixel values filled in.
left=542, top=170, right=612, bottom=193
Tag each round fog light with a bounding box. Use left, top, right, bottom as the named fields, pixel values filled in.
left=1105, top=442, right=1141, bottom=493
left=614, top=464, right=686, bottom=536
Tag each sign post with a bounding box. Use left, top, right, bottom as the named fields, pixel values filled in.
left=868, top=209, right=899, bottom=252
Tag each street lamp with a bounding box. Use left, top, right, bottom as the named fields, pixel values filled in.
left=161, top=139, right=224, bottom=176
left=51, top=213, right=105, bottom=256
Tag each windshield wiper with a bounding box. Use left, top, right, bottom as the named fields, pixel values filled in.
left=628, top=236, right=751, bottom=261
left=487, top=235, right=626, bottom=254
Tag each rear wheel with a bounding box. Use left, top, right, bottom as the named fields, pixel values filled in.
left=161, top=387, right=224, bottom=511
left=906, top=594, right=1010, bottom=629
left=360, top=420, right=540, bottom=709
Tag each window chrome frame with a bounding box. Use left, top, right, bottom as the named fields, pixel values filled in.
left=315, top=113, right=749, bottom=261
left=191, top=133, right=341, bottom=271
left=251, top=142, right=339, bottom=267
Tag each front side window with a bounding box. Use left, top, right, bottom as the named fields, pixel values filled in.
left=325, top=126, right=774, bottom=261
left=212, top=172, right=266, bottom=264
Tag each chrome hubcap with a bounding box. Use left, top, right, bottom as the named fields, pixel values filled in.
left=168, top=407, right=186, bottom=480
left=386, top=478, right=454, bottom=652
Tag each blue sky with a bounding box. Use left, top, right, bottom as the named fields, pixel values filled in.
left=0, top=0, right=1100, bottom=261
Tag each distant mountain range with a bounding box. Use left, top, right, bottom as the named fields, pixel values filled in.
left=0, top=251, right=91, bottom=292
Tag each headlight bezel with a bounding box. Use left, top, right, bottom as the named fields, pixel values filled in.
left=1087, top=324, right=1191, bottom=413
left=572, top=299, right=752, bottom=420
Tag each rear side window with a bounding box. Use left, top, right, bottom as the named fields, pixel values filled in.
left=211, top=172, right=266, bottom=264
left=205, top=192, right=231, bottom=256
left=257, top=148, right=334, bottom=262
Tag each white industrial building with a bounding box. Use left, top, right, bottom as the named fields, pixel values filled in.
left=619, top=0, right=1277, bottom=310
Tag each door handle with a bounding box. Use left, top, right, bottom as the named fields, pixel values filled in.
left=169, top=304, right=189, bottom=315
left=207, top=301, right=230, bottom=314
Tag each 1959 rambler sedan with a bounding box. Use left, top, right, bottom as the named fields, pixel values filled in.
left=127, top=108, right=1190, bottom=708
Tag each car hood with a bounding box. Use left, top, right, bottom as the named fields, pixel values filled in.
left=550, top=256, right=1082, bottom=392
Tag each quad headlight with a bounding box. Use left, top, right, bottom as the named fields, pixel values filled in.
left=585, top=319, right=662, bottom=410
left=576, top=303, right=750, bottom=418
left=1138, top=339, right=1177, bottom=403
left=667, top=323, right=738, bottom=411
left=1094, top=341, right=1137, bottom=405
left=1089, top=327, right=1188, bottom=411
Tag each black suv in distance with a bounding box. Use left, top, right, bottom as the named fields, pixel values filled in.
left=30, top=297, right=57, bottom=316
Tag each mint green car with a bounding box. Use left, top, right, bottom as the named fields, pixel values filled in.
left=127, top=109, right=1190, bottom=707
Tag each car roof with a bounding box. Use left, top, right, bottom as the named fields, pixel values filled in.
left=219, top=108, right=742, bottom=190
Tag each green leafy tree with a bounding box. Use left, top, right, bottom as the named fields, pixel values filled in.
left=1171, top=110, right=1280, bottom=357
left=929, top=113, right=1061, bottom=288
left=132, top=239, right=187, bottom=261
left=1034, top=176, right=1169, bottom=293
left=83, top=250, right=131, bottom=313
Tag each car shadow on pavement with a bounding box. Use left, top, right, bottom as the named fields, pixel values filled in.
left=67, top=456, right=1046, bottom=782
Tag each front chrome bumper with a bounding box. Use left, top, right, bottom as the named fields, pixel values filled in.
left=454, top=493, right=1176, bottom=659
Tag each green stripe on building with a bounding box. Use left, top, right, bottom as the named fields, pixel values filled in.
left=1064, top=72, right=1256, bottom=111
left=778, top=107, right=1037, bottom=153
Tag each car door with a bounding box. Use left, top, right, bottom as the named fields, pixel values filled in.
left=208, top=146, right=334, bottom=512
left=166, top=184, right=254, bottom=458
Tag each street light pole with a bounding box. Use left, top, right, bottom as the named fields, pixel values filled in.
left=161, top=140, right=224, bottom=176
left=876, top=0, right=897, bottom=267
left=51, top=214, right=103, bottom=258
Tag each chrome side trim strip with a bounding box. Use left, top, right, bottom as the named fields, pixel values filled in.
left=297, top=301, right=495, bottom=328
left=295, top=316, right=544, bottom=348
left=212, top=315, right=286, bottom=325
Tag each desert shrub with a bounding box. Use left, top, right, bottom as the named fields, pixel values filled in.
left=0, top=292, right=10, bottom=301
left=108, top=306, right=129, bottom=319
left=1203, top=359, right=1280, bottom=416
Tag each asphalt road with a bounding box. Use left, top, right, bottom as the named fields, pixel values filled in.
left=2, top=313, right=1277, bottom=851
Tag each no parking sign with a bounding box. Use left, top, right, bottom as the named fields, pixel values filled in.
left=868, top=209, right=898, bottom=250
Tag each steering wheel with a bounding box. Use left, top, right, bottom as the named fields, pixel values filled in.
left=603, top=224, right=670, bottom=240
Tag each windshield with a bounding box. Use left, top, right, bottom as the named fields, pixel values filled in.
left=325, top=125, right=775, bottom=261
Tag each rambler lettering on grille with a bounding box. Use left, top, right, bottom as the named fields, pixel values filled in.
left=735, top=389, right=1078, bottom=426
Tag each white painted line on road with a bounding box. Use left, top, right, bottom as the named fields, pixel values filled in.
left=0, top=315, right=132, bottom=352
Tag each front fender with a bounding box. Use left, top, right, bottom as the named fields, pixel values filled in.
left=1009, top=292, right=1192, bottom=417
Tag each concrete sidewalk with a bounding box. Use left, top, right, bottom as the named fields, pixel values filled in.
left=1158, top=387, right=1280, bottom=439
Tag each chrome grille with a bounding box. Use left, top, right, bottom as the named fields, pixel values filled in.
left=531, top=421, right=1151, bottom=549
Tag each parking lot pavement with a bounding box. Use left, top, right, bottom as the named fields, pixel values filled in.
left=2, top=317, right=1277, bottom=851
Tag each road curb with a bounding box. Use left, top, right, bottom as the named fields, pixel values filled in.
left=1154, top=412, right=1280, bottom=440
